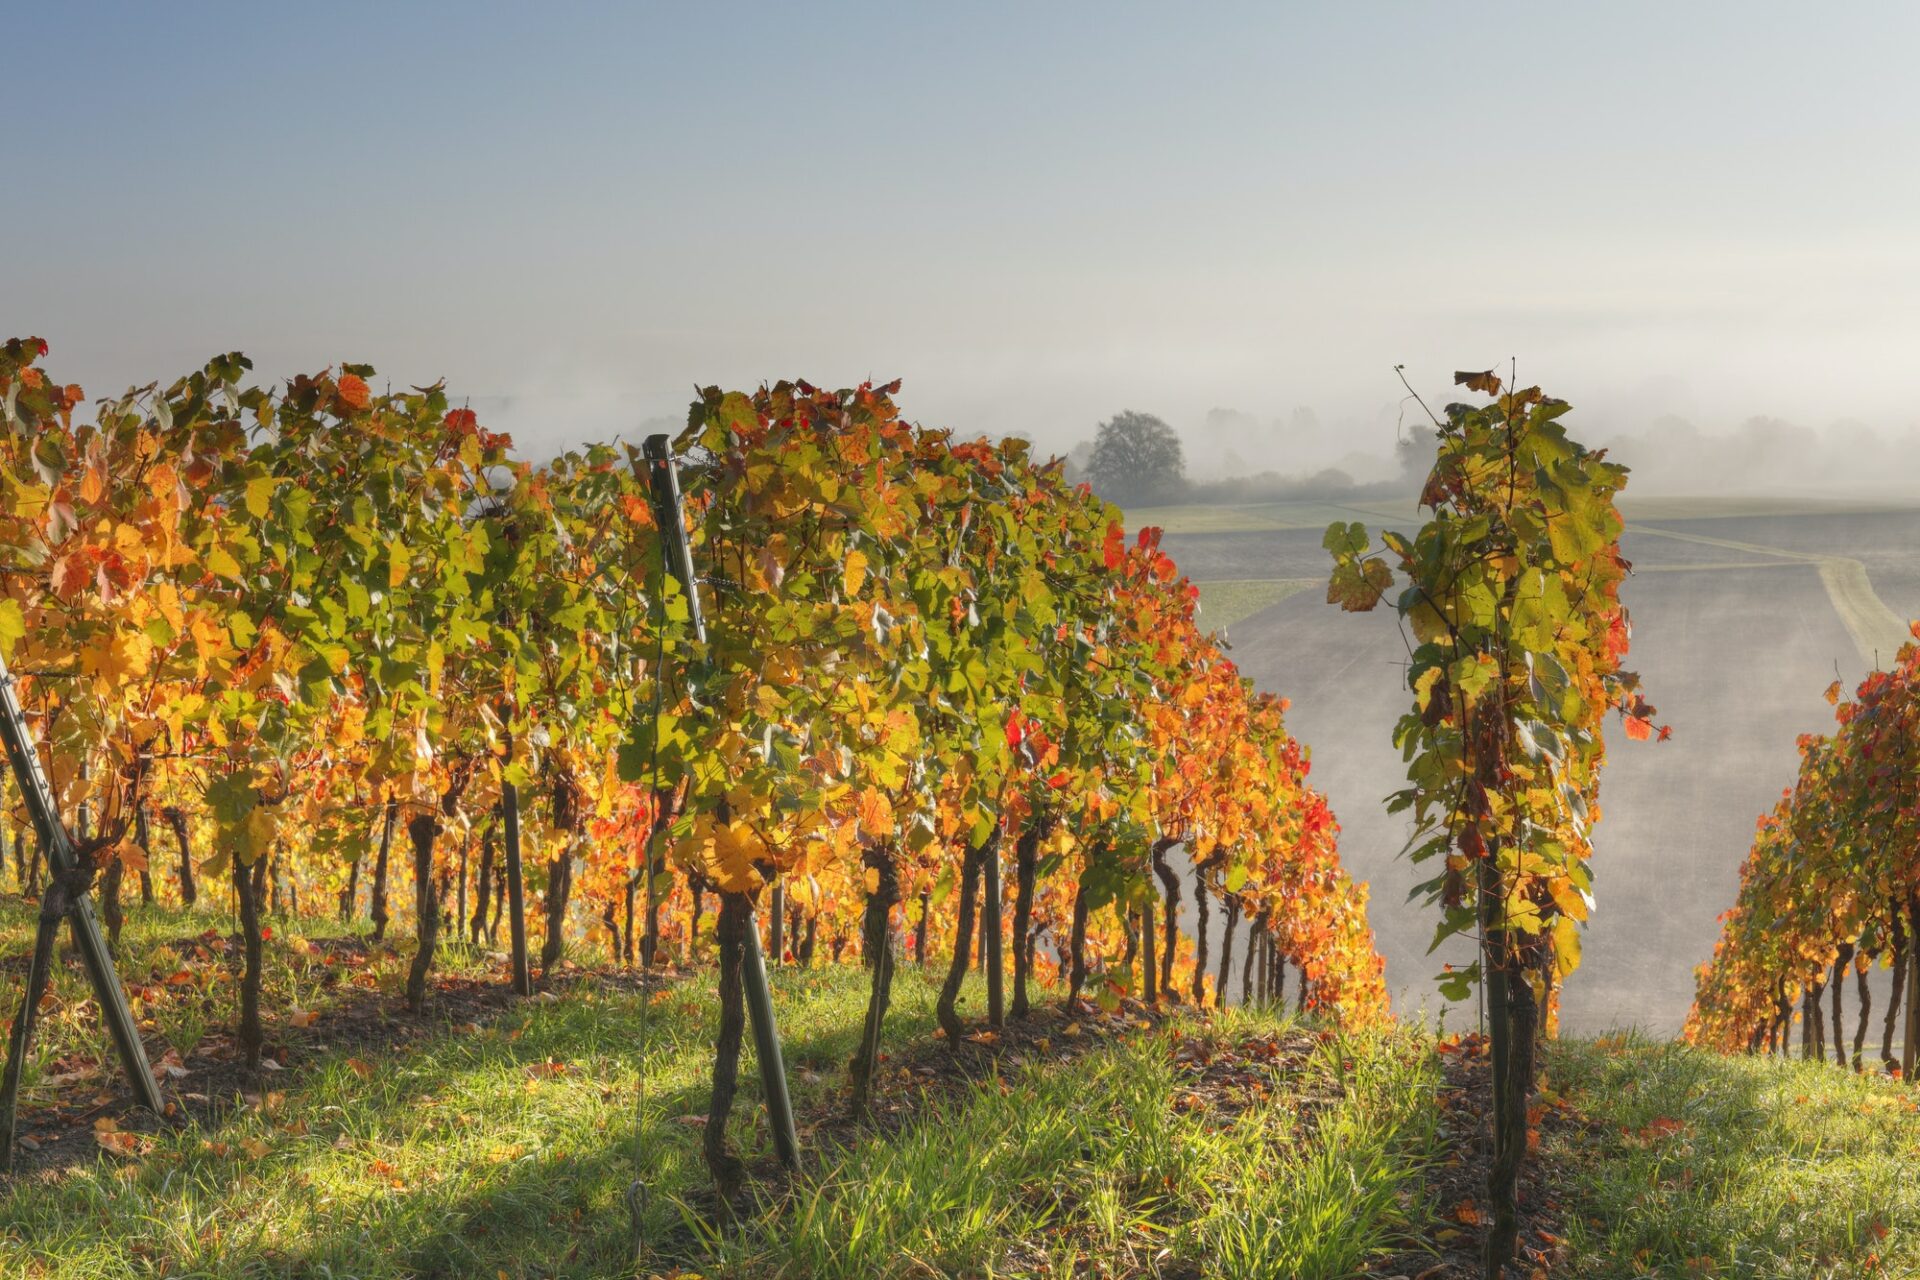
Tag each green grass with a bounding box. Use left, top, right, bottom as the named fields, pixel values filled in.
left=1125, top=493, right=1920, bottom=536
left=1618, top=494, right=1920, bottom=521
left=1547, top=1034, right=1920, bottom=1278
left=1194, top=578, right=1316, bottom=629
left=12, top=895, right=1920, bottom=1278
left=0, top=898, right=1442, bottom=1279
left=1121, top=503, right=1299, bottom=533
left=1123, top=501, right=1422, bottom=535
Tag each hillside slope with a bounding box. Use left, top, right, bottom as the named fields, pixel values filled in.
left=0, top=904, right=1435, bottom=1279
left=1, top=902, right=1914, bottom=1278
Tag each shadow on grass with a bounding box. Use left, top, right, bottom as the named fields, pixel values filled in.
left=0, top=904, right=672, bottom=1183
left=1545, top=1034, right=1920, bottom=1277
left=0, top=957, right=957, bottom=1278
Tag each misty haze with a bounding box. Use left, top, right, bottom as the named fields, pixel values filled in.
left=9, top=5, right=1920, bottom=1278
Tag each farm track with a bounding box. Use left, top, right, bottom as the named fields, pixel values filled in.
left=1625, top=523, right=1911, bottom=666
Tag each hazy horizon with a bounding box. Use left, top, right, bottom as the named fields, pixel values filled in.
left=13, top=3, right=1920, bottom=491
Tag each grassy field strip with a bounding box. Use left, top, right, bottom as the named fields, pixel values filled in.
left=723, top=1011, right=1442, bottom=1280
left=1626, top=523, right=1910, bottom=669
left=1619, top=495, right=1920, bottom=520
left=1124, top=501, right=1424, bottom=535
left=1194, top=578, right=1317, bottom=629
left=1122, top=505, right=1303, bottom=533
left=1547, top=1036, right=1920, bottom=1277
left=0, top=903, right=1445, bottom=1280
left=1128, top=495, right=1920, bottom=538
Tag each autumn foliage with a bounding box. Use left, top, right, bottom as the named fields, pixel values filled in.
left=0, top=339, right=1384, bottom=1182
left=1325, top=370, right=1654, bottom=1274
left=1686, top=627, right=1920, bottom=1074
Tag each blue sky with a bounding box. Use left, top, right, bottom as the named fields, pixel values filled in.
left=10, top=3, right=1920, bottom=465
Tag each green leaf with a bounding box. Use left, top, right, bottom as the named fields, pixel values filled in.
left=1327, top=558, right=1392, bottom=612
left=1321, top=521, right=1369, bottom=557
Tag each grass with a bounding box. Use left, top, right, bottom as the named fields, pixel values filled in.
left=0, top=897, right=1442, bottom=1279
left=1546, top=1033, right=1920, bottom=1278
left=9, top=894, right=1920, bottom=1278
left=1194, top=578, right=1316, bottom=629
left=1121, top=504, right=1300, bottom=533
left=1123, top=501, right=1421, bottom=535
left=1124, top=494, right=1920, bottom=537
left=1618, top=494, right=1920, bottom=521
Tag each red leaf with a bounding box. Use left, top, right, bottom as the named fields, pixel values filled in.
left=336, top=373, right=371, bottom=411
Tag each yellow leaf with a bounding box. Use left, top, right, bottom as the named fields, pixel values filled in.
left=1546, top=876, right=1590, bottom=922
left=154, top=580, right=186, bottom=632
left=842, top=549, right=869, bottom=598
left=245, top=475, right=276, bottom=519
left=1414, top=665, right=1444, bottom=712
left=206, top=545, right=242, bottom=581
left=80, top=631, right=154, bottom=691
left=387, top=538, right=409, bottom=589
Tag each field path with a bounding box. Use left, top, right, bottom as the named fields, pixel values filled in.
left=1626, top=524, right=1909, bottom=667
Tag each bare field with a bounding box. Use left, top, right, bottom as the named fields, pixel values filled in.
left=1167, top=504, right=1920, bottom=1035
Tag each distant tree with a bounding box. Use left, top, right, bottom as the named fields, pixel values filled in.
left=1086, top=411, right=1186, bottom=506
left=1060, top=439, right=1096, bottom=484
left=1396, top=420, right=1438, bottom=489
